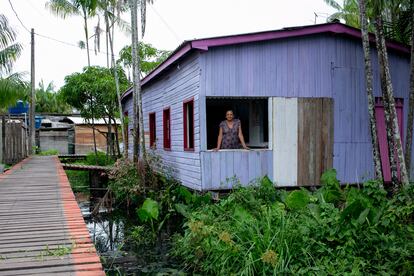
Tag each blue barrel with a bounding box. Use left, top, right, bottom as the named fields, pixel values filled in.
left=35, top=116, right=42, bottom=129
left=8, top=100, right=29, bottom=114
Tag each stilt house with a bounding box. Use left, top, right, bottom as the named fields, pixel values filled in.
left=122, top=22, right=412, bottom=191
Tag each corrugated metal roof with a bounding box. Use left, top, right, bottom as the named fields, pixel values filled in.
left=62, top=116, right=120, bottom=125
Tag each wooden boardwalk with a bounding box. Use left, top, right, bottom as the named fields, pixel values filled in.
left=0, top=156, right=104, bottom=275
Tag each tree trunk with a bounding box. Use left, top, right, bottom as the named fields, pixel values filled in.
left=107, top=14, right=126, bottom=158
left=375, top=16, right=409, bottom=187
left=358, top=0, right=383, bottom=182
left=90, top=96, right=98, bottom=164
left=404, top=7, right=414, bottom=178
left=104, top=117, right=110, bottom=162
left=108, top=116, right=114, bottom=158
left=112, top=117, right=121, bottom=157
left=130, top=0, right=146, bottom=162
left=82, top=8, right=91, bottom=66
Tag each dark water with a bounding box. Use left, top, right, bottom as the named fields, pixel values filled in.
left=77, top=197, right=184, bottom=275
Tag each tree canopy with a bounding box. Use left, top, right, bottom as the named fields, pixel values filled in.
left=59, top=66, right=129, bottom=119
left=117, top=42, right=170, bottom=76
left=33, top=80, right=72, bottom=114
left=325, top=0, right=413, bottom=44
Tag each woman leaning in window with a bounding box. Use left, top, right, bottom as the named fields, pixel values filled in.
left=214, top=110, right=249, bottom=150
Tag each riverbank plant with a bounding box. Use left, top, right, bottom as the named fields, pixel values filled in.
left=108, top=154, right=211, bottom=246
left=173, top=170, right=414, bottom=275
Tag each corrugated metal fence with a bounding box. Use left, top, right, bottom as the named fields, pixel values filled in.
left=1, top=120, right=28, bottom=164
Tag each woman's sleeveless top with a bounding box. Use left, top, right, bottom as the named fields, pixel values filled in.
left=219, top=119, right=241, bottom=149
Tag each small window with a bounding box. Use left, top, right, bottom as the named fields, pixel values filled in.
left=149, top=112, right=156, bottom=148
left=183, top=99, right=194, bottom=151
left=163, top=108, right=171, bottom=149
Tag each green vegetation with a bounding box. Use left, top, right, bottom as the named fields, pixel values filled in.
left=37, top=149, right=59, bottom=156
left=66, top=170, right=90, bottom=194
left=172, top=171, right=414, bottom=275
left=35, top=80, right=72, bottom=114
left=108, top=157, right=211, bottom=247
left=65, top=152, right=115, bottom=194
left=117, top=43, right=170, bottom=75
left=85, top=151, right=115, bottom=166
left=0, top=14, right=27, bottom=112
left=37, top=243, right=74, bottom=260
left=93, top=157, right=414, bottom=274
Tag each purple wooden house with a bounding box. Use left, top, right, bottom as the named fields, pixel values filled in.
left=122, top=22, right=411, bottom=191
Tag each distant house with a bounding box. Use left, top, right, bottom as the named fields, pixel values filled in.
left=122, top=22, right=411, bottom=191
left=38, top=118, right=74, bottom=154
left=59, top=116, right=119, bottom=154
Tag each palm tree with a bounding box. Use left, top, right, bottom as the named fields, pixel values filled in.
left=374, top=8, right=409, bottom=187
left=358, top=0, right=383, bottom=182
left=97, top=0, right=129, bottom=157
left=46, top=0, right=98, bottom=66
left=0, top=14, right=26, bottom=111
left=325, top=0, right=412, bottom=43
left=404, top=2, right=414, bottom=176
left=129, top=0, right=153, bottom=163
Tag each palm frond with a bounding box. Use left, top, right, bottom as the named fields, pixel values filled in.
left=0, top=43, right=22, bottom=75
left=45, top=0, right=80, bottom=18
left=324, top=0, right=342, bottom=11
left=0, top=74, right=28, bottom=109
left=0, top=15, right=17, bottom=49
left=78, top=40, right=86, bottom=49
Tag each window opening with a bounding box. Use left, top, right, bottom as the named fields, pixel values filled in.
left=206, top=97, right=268, bottom=150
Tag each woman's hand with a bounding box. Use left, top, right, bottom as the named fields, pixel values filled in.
left=213, top=147, right=220, bottom=151
left=242, top=145, right=250, bottom=150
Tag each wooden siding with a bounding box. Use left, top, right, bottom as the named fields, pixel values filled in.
left=199, top=34, right=335, bottom=98
left=201, top=150, right=273, bottom=190
left=297, top=98, right=334, bottom=185
left=142, top=53, right=202, bottom=190
left=199, top=34, right=411, bottom=184
left=2, top=122, right=28, bottom=164
left=74, top=125, right=111, bottom=154
left=332, top=36, right=411, bottom=183
left=273, top=98, right=298, bottom=186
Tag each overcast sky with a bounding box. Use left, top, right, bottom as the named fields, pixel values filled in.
left=1, top=0, right=336, bottom=89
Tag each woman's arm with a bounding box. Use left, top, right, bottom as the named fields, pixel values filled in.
left=214, top=127, right=223, bottom=151
left=238, top=125, right=249, bottom=150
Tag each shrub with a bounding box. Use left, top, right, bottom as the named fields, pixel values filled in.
left=85, top=151, right=114, bottom=166
left=38, top=149, right=59, bottom=156
left=173, top=173, right=414, bottom=275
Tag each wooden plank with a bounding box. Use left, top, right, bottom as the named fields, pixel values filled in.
left=273, top=98, right=298, bottom=186
left=323, top=98, right=334, bottom=169
left=297, top=98, right=334, bottom=186
left=211, top=152, right=221, bottom=189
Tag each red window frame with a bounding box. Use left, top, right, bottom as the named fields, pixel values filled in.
left=183, top=98, right=194, bottom=151
left=163, top=107, right=171, bottom=150
left=149, top=112, right=156, bottom=148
